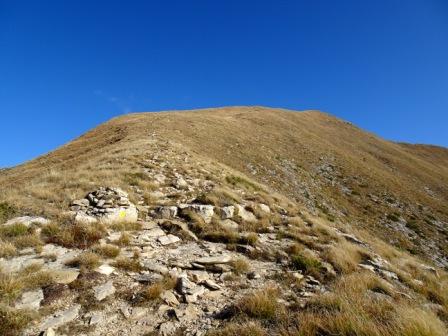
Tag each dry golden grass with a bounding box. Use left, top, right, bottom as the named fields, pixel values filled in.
left=93, top=244, right=120, bottom=258
left=231, top=258, right=250, bottom=275
left=112, top=256, right=142, bottom=272
left=323, top=240, right=369, bottom=274
left=66, top=252, right=100, bottom=271
left=207, top=321, right=266, bottom=336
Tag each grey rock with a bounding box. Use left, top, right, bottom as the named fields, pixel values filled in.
left=158, top=234, right=181, bottom=246
left=93, top=281, right=115, bottom=301
left=15, top=289, right=44, bottom=310
left=195, top=255, right=232, bottom=265
left=160, top=290, right=180, bottom=306
left=220, top=206, right=235, bottom=219
left=5, top=216, right=50, bottom=227
left=41, top=304, right=81, bottom=330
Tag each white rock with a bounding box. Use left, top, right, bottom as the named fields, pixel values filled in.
left=220, top=206, right=235, bottom=219
left=74, top=212, right=98, bottom=224
left=195, top=255, right=232, bottom=265
left=100, top=205, right=138, bottom=224
left=235, top=205, right=257, bottom=222
left=41, top=304, right=81, bottom=330
left=96, top=264, right=115, bottom=276
left=155, top=206, right=178, bottom=219
left=15, top=289, right=44, bottom=310
left=5, top=216, right=49, bottom=227
left=258, top=204, right=271, bottom=213
left=160, top=290, right=180, bottom=306
left=179, top=204, right=215, bottom=223
left=158, top=234, right=181, bottom=246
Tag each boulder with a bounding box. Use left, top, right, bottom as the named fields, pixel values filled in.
left=179, top=204, right=214, bottom=223
left=158, top=234, right=181, bottom=246
left=40, top=304, right=81, bottom=330
left=100, top=205, right=138, bottom=224
left=220, top=206, right=235, bottom=219
left=155, top=206, right=178, bottom=219
left=15, top=289, right=44, bottom=310
left=235, top=205, right=257, bottom=222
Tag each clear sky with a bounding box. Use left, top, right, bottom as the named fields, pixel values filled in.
left=1, top=1, right=448, bottom=167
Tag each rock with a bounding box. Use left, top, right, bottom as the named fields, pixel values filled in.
left=129, top=307, right=148, bottom=320
left=359, top=263, right=376, bottom=272
left=220, top=219, right=239, bottom=231
left=71, top=199, right=90, bottom=207
left=101, top=206, right=138, bottom=224
left=40, top=304, right=81, bottom=330
left=258, top=204, right=271, bottom=213
left=235, top=205, right=257, bottom=222
left=93, top=281, right=115, bottom=301
left=195, top=255, right=232, bottom=265
left=201, top=279, right=221, bottom=290
left=160, top=290, right=180, bottom=306
left=155, top=206, right=178, bottom=219
left=189, top=270, right=209, bottom=283
left=50, top=269, right=79, bottom=284
left=247, top=271, right=261, bottom=279
left=179, top=204, right=215, bottom=223
left=161, top=220, right=198, bottom=241
left=74, top=212, right=98, bottom=224
left=96, top=264, right=115, bottom=276
left=15, top=289, right=44, bottom=310
left=292, top=272, right=304, bottom=281
left=142, top=261, right=169, bottom=274
left=159, top=321, right=178, bottom=336
left=158, top=234, right=181, bottom=246
left=174, top=177, right=188, bottom=189
left=176, top=275, right=196, bottom=295
left=142, top=227, right=166, bottom=238
left=185, top=286, right=206, bottom=303
left=134, top=273, right=164, bottom=283
left=220, top=206, right=235, bottom=219
left=5, top=216, right=49, bottom=227
left=89, top=313, right=103, bottom=325
left=42, top=327, right=56, bottom=336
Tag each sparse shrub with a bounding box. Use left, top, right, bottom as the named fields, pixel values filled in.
left=0, top=240, right=17, bottom=258
left=225, top=175, right=264, bottom=192
left=42, top=221, right=106, bottom=249
left=94, top=244, right=120, bottom=258
left=0, top=202, right=16, bottom=224
left=0, top=223, right=29, bottom=238
left=114, top=232, right=131, bottom=247
left=110, top=221, right=142, bottom=232
left=66, top=252, right=100, bottom=270
left=113, top=256, right=142, bottom=272
left=142, top=282, right=163, bottom=301
left=387, top=213, right=400, bottom=222
left=207, top=321, right=266, bottom=336
left=231, top=258, right=250, bottom=275
left=238, top=286, right=279, bottom=320
left=0, top=305, right=34, bottom=336
left=291, top=253, right=322, bottom=277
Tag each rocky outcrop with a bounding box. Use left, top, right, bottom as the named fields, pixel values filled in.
left=70, top=187, right=138, bottom=224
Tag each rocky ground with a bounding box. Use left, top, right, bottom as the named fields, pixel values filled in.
left=1, top=133, right=447, bottom=336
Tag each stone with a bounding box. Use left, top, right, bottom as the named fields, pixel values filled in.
left=144, top=227, right=166, bottom=238
left=15, top=289, right=44, bottom=310
left=134, top=273, right=164, bottom=283
left=174, top=177, right=188, bottom=189
left=129, top=307, right=148, bottom=320
left=258, top=204, right=271, bottom=213
left=100, top=205, right=138, bottom=224
left=142, top=261, right=169, bottom=274
left=158, top=234, right=181, bottom=246
left=189, top=270, right=209, bottom=283
left=93, top=281, right=115, bottom=301
left=179, top=204, right=215, bottom=223
left=50, top=269, right=79, bottom=284
left=159, top=321, right=178, bottom=336
left=234, top=205, right=257, bottom=222
left=292, top=272, right=304, bottom=281
left=74, top=212, right=98, bottom=224
left=90, top=313, right=103, bottom=325
left=220, top=206, right=235, bottom=219
left=247, top=271, right=261, bottom=279
left=220, top=219, right=239, bottom=231
left=160, top=290, right=180, bottom=306
left=201, top=279, right=221, bottom=290
left=155, top=206, right=178, bottom=219
left=42, top=328, right=56, bottom=336
left=96, top=264, right=115, bottom=276
left=195, top=255, right=232, bottom=265
left=5, top=216, right=50, bottom=227
left=40, top=304, right=81, bottom=330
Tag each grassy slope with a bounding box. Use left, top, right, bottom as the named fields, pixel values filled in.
left=1, top=106, right=447, bottom=265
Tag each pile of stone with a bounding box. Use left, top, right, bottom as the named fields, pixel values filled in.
left=70, top=187, right=138, bottom=224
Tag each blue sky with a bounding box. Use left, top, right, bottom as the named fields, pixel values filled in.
left=1, top=1, right=448, bottom=167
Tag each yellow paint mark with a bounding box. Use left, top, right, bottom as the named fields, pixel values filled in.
left=119, top=210, right=126, bottom=219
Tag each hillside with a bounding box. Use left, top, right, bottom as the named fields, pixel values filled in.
left=0, top=106, right=447, bottom=336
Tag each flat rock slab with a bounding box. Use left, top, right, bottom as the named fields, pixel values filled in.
left=195, top=255, right=232, bottom=265
left=41, top=304, right=81, bottom=330
left=158, top=234, right=181, bottom=245
left=93, top=280, right=115, bottom=301
left=16, top=289, right=44, bottom=310
left=50, top=269, right=79, bottom=284
left=96, top=264, right=115, bottom=276
left=5, top=216, right=50, bottom=227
